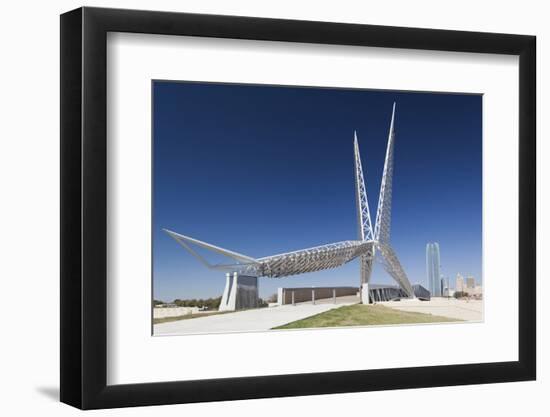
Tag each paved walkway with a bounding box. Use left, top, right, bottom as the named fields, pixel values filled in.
left=154, top=296, right=359, bottom=336
left=380, top=298, right=483, bottom=321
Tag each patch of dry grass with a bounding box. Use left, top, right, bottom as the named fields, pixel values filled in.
left=273, top=304, right=460, bottom=329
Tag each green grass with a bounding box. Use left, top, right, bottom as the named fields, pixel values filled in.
left=153, top=311, right=231, bottom=325
left=273, top=304, right=461, bottom=329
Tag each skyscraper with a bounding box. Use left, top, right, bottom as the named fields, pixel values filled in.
left=456, top=273, right=465, bottom=293
left=426, top=242, right=442, bottom=296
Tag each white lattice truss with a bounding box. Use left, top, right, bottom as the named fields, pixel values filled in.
left=165, top=102, right=414, bottom=297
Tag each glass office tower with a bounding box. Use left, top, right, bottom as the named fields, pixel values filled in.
left=426, top=242, right=442, bottom=297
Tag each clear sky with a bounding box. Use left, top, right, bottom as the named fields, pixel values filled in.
left=152, top=81, right=482, bottom=301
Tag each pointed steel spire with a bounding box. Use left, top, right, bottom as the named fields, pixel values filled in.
left=374, top=102, right=396, bottom=244
left=354, top=132, right=376, bottom=286
left=354, top=131, right=374, bottom=242
left=371, top=103, right=414, bottom=298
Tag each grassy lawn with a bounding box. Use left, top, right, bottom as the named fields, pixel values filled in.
left=153, top=311, right=231, bottom=325
left=273, top=304, right=461, bottom=330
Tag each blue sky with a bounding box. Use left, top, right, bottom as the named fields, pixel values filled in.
left=153, top=81, right=482, bottom=301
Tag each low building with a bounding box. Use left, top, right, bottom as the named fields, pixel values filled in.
left=456, top=273, right=465, bottom=293
left=464, top=284, right=483, bottom=298
left=277, top=286, right=357, bottom=305
left=277, top=284, right=431, bottom=305
left=443, top=288, right=455, bottom=297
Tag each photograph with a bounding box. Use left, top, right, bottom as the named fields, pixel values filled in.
left=152, top=81, right=483, bottom=336
left=0, top=0, right=541, bottom=413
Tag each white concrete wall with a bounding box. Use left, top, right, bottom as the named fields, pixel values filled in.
left=153, top=307, right=199, bottom=319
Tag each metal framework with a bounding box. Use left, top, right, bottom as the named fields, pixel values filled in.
left=165, top=102, right=414, bottom=298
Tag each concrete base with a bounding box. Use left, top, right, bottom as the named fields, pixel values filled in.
left=219, top=272, right=259, bottom=311
left=361, top=283, right=371, bottom=304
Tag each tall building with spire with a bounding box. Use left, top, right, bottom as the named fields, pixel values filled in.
left=426, top=242, right=442, bottom=296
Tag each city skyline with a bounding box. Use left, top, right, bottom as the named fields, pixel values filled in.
left=153, top=81, right=482, bottom=301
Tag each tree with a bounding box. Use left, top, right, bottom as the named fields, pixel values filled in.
left=172, top=296, right=222, bottom=309
left=266, top=293, right=278, bottom=303
left=258, top=298, right=269, bottom=308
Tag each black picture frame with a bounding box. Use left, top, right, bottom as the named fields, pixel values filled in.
left=60, top=6, right=536, bottom=410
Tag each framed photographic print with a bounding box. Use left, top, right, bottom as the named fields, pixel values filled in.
left=60, top=6, right=536, bottom=409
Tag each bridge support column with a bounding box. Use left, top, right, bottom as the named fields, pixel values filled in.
left=219, top=272, right=259, bottom=311
left=361, top=283, right=371, bottom=304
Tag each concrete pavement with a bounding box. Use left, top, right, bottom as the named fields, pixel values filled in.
left=154, top=295, right=359, bottom=336
left=380, top=298, right=483, bottom=321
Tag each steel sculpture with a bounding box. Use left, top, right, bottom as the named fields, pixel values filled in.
left=165, top=103, right=414, bottom=302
